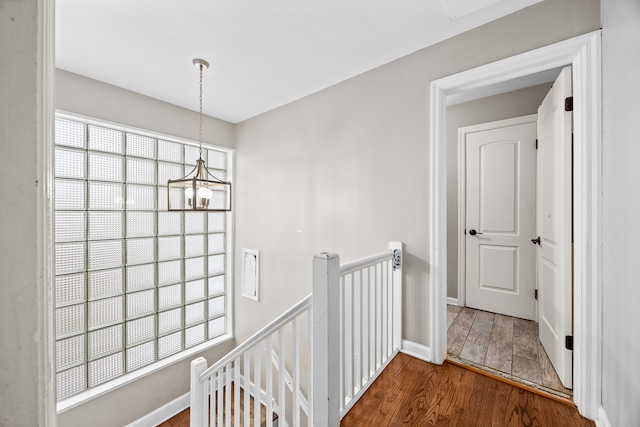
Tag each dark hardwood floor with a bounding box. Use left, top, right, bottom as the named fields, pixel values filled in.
left=341, top=352, right=594, bottom=427
left=158, top=407, right=189, bottom=427
left=161, top=352, right=593, bottom=426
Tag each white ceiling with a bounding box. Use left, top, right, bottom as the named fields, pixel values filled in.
left=55, top=0, right=542, bottom=124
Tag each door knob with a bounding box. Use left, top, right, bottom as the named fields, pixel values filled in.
left=469, top=229, right=483, bottom=236
left=531, top=236, right=541, bottom=245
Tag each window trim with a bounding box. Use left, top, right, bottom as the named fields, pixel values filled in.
left=54, top=111, right=235, bottom=413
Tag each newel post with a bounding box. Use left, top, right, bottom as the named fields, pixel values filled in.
left=312, top=252, right=341, bottom=427
left=389, top=241, right=404, bottom=351
left=190, top=357, right=208, bottom=427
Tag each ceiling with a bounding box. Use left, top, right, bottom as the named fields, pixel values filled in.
left=55, top=0, right=542, bottom=124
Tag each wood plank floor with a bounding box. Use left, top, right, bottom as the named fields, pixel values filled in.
left=341, top=352, right=593, bottom=427
left=447, top=305, right=572, bottom=398
left=158, top=407, right=189, bottom=427
left=160, top=351, right=586, bottom=426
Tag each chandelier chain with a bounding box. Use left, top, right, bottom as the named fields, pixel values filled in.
left=198, top=63, right=204, bottom=158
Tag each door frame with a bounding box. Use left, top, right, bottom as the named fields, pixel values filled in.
left=428, top=31, right=601, bottom=419
left=457, top=114, right=539, bottom=311
left=39, top=0, right=56, bottom=424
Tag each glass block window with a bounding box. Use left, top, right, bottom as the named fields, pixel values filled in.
left=53, top=115, right=232, bottom=402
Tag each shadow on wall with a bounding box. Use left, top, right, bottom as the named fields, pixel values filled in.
left=402, top=251, right=430, bottom=344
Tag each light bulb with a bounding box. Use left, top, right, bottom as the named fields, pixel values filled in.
left=198, top=186, right=213, bottom=199
left=185, top=187, right=194, bottom=207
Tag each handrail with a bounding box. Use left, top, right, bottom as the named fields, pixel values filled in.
left=339, top=250, right=393, bottom=275
left=199, top=293, right=312, bottom=381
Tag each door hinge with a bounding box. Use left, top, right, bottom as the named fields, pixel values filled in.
left=565, top=335, right=574, bottom=351
left=535, top=289, right=538, bottom=300
left=535, top=139, right=538, bottom=150
left=565, top=96, right=574, bottom=112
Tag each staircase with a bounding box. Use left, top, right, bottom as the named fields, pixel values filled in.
left=211, top=384, right=278, bottom=426
left=190, top=242, right=404, bottom=426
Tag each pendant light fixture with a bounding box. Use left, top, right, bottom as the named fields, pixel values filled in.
left=168, top=59, right=232, bottom=211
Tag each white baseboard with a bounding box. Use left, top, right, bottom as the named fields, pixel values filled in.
left=446, top=297, right=459, bottom=306
left=595, top=406, right=611, bottom=427
left=401, top=340, right=432, bottom=363
left=126, top=392, right=189, bottom=427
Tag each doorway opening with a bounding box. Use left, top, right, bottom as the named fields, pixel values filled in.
left=448, top=101, right=573, bottom=398
left=428, top=31, right=602, bottom=419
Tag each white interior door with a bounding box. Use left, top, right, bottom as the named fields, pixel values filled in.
left=465, top=121, right=537, bottom=320
left=537, top=66, right=573, bottom=389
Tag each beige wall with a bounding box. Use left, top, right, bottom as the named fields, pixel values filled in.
left=55, top=70, right=236, bottom=427
left=446, top=84, right=551, bottom=300
left=233, top=0, right=600, bottom=348
left=601, top=0, right=640, bottom=425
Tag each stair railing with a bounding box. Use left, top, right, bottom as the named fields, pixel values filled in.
left=191, top=295, right=312, bottom=427
left=313, top=242, right=403, bottom=425
left=191, top=241, right=403, bottom=427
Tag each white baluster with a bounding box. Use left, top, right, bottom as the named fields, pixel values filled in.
left=345, top=273, right=353, bottom=399
left=361, top=271, right=370, bottom=381
left=266, top=335, right=273, bottom=427
left=217, top=370, right=224, bottom=427
left=292, top=317, right=300, bottom=426
left=381, top=261, right=387, bottom=361
left=374, top=266, right=382, bottom=370
left=278, top=329, right=285, bottom=426
left=308, top=307, right=313, bottom=425
left=254, top=345, right=261, bottom=427
left=244, top=352, right=250, bottom=427
left=234, top=358, right=240, bottom=427
left=369, top=265, right=376, bottom=380
left=339, top=276, right=345, bottom=411
left=351, top=270, right=358, bottom=396
left=387, top=259, right=393, bottom=356
left=225, top=363, right=232, bottom=427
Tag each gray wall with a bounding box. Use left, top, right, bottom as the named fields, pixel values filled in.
left=601, top=0, right=640, bottom=425
left=55, top=70, right=237, bottom=427
left=446, top=84, right=551, bottom=300
left=0, top=1, right=52, bottom=426
left=233, top=0, right=600, bottom=348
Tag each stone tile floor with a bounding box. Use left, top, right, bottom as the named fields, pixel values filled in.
left=447, top=304, right=572, bottom=397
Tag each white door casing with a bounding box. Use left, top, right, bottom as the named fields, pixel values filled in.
left=465, top=121, right=537, bottom=320
left=536, top=66, right=573, bottom=389
left=429, top=32, right=601, bottom=419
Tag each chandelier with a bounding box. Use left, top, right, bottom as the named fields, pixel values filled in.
left=167, top=58, right=232, bottom=211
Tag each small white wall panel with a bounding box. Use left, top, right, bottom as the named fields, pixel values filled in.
left=242, top=248, right=259, bottom=301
